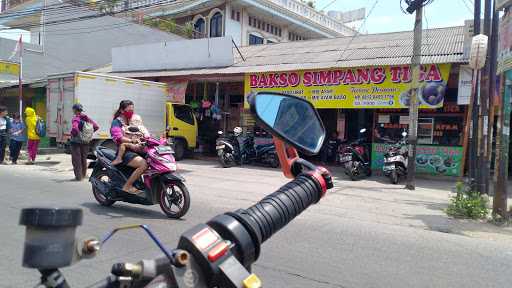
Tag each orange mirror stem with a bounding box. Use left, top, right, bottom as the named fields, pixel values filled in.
left=273, top=136, right=299, bottom=179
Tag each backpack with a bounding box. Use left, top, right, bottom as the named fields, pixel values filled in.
left=77, top=120, right=94, bottom=144
left=35, top=117, right=46, bottom=137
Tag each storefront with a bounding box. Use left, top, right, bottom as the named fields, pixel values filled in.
left=244, top=62, right=467, bottom=176
left=0, top=84, right=51, bottom=148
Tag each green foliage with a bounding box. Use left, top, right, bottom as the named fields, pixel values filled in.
left=446, top=182, right=489, bottom=219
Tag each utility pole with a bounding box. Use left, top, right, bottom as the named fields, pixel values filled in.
left=487, top=0, right=499, bottom=189
left=469, top=0, right=481, bottom=187
left=493, top=3, right=511, bottom=218
left=18, top=35, right=23, bottom=118
left=478, top=0, right=492, bottom=194
left=405, top=0, right=424, bottom=190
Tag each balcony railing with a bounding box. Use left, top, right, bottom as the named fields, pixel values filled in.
left=265, top=0, right=354, bottom=35
left=105, top=0, right=354, bottom=35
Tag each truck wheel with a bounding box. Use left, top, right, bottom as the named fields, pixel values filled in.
left=174, top=140, right=186, bottom=161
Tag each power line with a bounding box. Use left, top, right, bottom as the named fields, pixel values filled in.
left=460, top=0, right=474, bottom=13
left=0, top=0, right=177, bottom=31
left=336, top=0, right=379, bottom=62
left=320, top=0, right=338, bottom=11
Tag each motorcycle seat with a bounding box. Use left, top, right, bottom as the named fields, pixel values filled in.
left=97, top=146, right=117, bottom=161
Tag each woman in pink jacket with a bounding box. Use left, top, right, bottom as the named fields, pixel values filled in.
left=70, top=103, right=99, bottom=181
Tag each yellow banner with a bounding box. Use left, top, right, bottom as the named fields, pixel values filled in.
left=245, top=64, right=451, bottom=109
left=0, top=61, right=20, bottom=76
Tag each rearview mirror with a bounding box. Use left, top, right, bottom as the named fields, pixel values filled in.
left=360, top=128, right=367, bottom=133
left=402, top=131, right=408, bottom=137
left=250, top=92, right=325, bottom=155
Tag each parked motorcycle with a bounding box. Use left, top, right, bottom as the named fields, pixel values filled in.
left=338, top=128, right=372, bottom=180
left=22, top=91, right=334, bottom=288
left=88, top=136, right=190, bottom=219
left=216, top=127, right=279, bottom=168
left=383, top=132, right=409, bottom=184
left=216, top=127, right=242, bottom=168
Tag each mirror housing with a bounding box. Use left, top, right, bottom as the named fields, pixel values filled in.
left=249, top=92, right=325, bottom=155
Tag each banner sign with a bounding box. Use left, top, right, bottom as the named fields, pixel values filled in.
left=0, top=60, right=19, bottom=76
left=245, top=64, right=451, bottom=109
left=371, top=144, right=463, bottom=176
left=498, top=12, right=512, bottom=73
left=167, top=80, right=188, bottom=104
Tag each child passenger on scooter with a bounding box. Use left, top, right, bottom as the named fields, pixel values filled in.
left=112, top=114, right=149, bottom=166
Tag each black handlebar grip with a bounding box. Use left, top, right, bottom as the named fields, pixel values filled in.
left=234, top=173, right=323, bottom=246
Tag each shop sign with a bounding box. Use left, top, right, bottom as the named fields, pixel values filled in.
left=498, top=12, right=512, bottom=73
left=371, top=144, right=463, bottom=176
left=244, top=64, right=451, bottom=109
left=0, top=60, right=19, bottom=76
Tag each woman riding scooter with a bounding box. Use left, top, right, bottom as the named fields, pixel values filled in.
left=110, top=100, right=148, bottom=195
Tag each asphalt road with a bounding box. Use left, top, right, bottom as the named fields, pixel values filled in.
left=1, top=160, right=511, bottom=288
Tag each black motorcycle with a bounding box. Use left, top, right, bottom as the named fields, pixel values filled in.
left=216, top=130, right=279, bottom=168
left=338, top=128, right=372, bottom=180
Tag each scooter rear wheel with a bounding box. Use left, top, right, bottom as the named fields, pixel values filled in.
left=160, top=181, right=190, bottom=219
left=390, top=170, right=399, bottom=184
left=92, top=170, right=116, bottom=207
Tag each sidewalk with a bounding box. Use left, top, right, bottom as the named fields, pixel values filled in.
left=10, top=154, right=512, bottom=243
left=327, top=165, right=512, bottom=242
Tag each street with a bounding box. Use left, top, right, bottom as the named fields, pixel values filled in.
left=1, top=156, right=512, bottom=288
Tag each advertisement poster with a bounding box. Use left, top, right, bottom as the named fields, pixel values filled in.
left=245, top=64, right=451, bottom=109
left=168, top=80, right=188, bottom=104
left=371, top=144, right=463, bottom=176
left=457, top=65, right=472, bottom=105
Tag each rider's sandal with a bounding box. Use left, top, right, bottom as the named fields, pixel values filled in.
left=123, top=187, right=145, bottom=196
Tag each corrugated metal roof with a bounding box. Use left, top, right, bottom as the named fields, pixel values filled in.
left=107, top=25, right=466, bottom=78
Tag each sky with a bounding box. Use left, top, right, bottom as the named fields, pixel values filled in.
left=315, top=0, right=475, bottom=34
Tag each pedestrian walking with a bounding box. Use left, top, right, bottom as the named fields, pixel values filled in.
left=70, top=104, right=98, bottom=181
left=9, top=112, right=25, bottom=164
left=24, top=107, right=40, bottom=164
left=0, top=105, right=11, bottom=165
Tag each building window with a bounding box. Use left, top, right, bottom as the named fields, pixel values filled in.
left=210, top=12, right=223, bottom=38
left=266, top=23, right=270, bottom=32
left=249, top=16, right=252, bottom=26
left=278, top=28, right=282, bottom=37
left=237, top=11, right=240, bottom=21
left=231, top=9, right=235, bottom=20
left=194, top=17, right=205, bottom=37
left=249, top=34, right=264, bottom=45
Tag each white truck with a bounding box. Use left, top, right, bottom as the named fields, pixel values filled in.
left=46, top=72, right=168, bottom=151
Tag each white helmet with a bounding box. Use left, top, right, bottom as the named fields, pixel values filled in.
left=233, top=127, right=242, bottom=136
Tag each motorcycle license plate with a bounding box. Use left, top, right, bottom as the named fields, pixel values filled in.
left=339, top=156, right=351, bottom=163
left=383, top=164, right=395, bottom=171
left=156, top=146, right=173, bottom=155
left=216, top=145, right=225, bottom=150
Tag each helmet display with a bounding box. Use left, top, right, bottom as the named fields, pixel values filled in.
left=233, top=127, right=242, bottom=136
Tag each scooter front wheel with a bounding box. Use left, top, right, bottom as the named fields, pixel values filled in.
left=160, top=181, right=191, bottom=219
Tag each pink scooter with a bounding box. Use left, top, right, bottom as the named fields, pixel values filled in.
left=89, top=136, right=190, bottom=218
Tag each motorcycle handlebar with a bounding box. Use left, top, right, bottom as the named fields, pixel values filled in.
left=234, top=173, right=324, bottom=245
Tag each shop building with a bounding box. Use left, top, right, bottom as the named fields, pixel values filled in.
left=106, top=25, right=468, bottom=176
left=115, top=0, right=357, bottom=45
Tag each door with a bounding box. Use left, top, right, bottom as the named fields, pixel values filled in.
left=168, top=103, right=197, bottom=148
